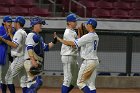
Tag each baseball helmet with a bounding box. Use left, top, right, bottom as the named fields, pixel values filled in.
left=30, top=16, right=47, bottom=27
left=14, top=16, right=25, bottom=26
left=66, top=13, right=79, bottom=22
left=86, top=18, right=97, bottom=28
left=3, top=16, right=13, bottom=22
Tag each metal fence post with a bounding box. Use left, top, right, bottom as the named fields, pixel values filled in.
left=126, top=35, right=133, bottom=76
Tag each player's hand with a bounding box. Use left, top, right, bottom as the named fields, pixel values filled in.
left=53, top=32, right=57, bottom=38
left=7, top=25, right=13, bottom=36
left=54, top=32, right=61, bottom=42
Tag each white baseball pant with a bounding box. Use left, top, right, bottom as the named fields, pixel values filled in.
left=61, top=55, right=79, bottom=87
left=77, top=59, right=99, bottom=90
left=5, top=56, right=27, bottom=87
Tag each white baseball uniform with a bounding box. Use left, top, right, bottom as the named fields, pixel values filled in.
left=74, top=32, right=99, bottom=90
left=5, top=28, right=27, bottom=88
left=24, top=32, right=48, bottom=88
left=61, top=28, right=79, bottom=87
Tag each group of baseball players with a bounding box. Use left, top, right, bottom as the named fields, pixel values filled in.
left=0, top=13, right=99, bottom=93
left=55, top=14, right=99, bottom=93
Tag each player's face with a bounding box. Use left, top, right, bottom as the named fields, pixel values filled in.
left=4, top=22, right=12, bottom=29
left=68, top=21, right=77, bottom=28
left=85, top=24, right=92, bottom=32
left=34, top=24, right=42, bottom=32
left=14, top=22, right=18, bottom=30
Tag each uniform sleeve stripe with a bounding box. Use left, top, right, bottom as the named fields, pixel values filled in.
left=12, top=40, right=19, bottom=45
left=74, top=39, right=78, bottom=48
left=27, top=44, right=34, bottom=46
left=27, top=46, right=33, bottom=50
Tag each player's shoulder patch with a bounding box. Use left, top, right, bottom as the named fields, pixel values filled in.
left=33, top=34, right=40, bottom=43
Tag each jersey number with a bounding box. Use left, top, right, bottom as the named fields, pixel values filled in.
left=94, top=40, right=97, bottom=50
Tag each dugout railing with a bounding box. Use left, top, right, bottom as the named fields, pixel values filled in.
left=31, top=29, right=140, bottom=76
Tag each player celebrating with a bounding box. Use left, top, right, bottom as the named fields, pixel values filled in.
left=24, top=16, right=57, bottom=93
left=0, top=16, right=15, bottom=93
left=55, top=18, right=99, bottom=93
left=0, top=16, right=27, bottom=93
left=60, top=13, right=79, bottom=93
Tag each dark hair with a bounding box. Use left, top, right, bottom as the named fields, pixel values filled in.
left=18, top=22, right=24, bottom=27
left=88, top=24, right=95, bottom=29
left=92, top=25, right=95, bottom=29
left=67, top=22, right=70, bottom=26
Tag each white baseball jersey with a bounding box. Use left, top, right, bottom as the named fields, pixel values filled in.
left=61, top=28, right=78, bottom=56
left=74, top=32, right=99, bottom=60
left=11, top=28, right=27, bottom=57
left=5, top=28, right=27, bottom=87
left=24, top=32, right=48, bottom=61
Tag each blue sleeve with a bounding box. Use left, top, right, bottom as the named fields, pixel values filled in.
left=33, top=34, right=40, bottom=43
left=0, top=26, right=5, bottom=36
left=2, top=34, right=9, bottom=39
left=27, top=46, right=34, bottom=50
left=44, top=43, right=49, bottom=51
left=0, top=29, right=3, bottom=36
left=1, top=27, right=15, bottom=40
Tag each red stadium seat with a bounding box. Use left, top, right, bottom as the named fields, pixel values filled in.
left=29, top=7, right=50, bottom=17
left=111, top=9, right=130, bottom=19
left=15, top=0, right=35, bottom=8
left=10, top=7, right=29, bottom=16
left=123, top=0, right=137, bottom=2
left=79, top=0, right=96, bottom=9
left=86, top=0, right=100, bottom=1
left=0, top=0, right=14, bottom=6
left=92, top=9, right=111, bottom=18
left=0, top=6, right=10, bottom=15
left=132, top=2, right=140, bottom=10
left=129, top=10, right=140, bottom=19
left=114, top=1, right=131, bottom=10
left=62, top=0, right=70, bottom=12
left=77, top=0, right=96, bottom=17
left=96, top=0, right=113, bottom=9
left=55, top=0, right=63, bottom=4
left=104, top=0, right=119, bottom=2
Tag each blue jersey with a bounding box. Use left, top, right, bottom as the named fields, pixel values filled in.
left=0, top=26, right=15, bottom=65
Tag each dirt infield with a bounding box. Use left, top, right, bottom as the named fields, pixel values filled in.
left=4, top=87, right=140, bottom=93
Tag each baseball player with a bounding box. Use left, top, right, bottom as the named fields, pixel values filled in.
left=0, top=16, right=15, bottom=93
left=0, top=16, right=27, bottom=93
left=24, top=16, right=57, bottom=93
left=55, top=18, right=99, bottom=93
left=60, top=13, right=79, bottom=93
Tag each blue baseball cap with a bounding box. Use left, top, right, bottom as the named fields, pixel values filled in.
left=3, top=16, right=13, bottom=22
left=30, top=16, right=47, bottom=27
left=86, top=18, right=97, bottom=28
left=66, top=13, right=79, bottom=22
left=14, top=16, right=25, bottom=26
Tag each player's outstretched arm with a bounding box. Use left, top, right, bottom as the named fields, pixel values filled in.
left=48, top=33, right=57, bottom=49
left=0, top=36, right=17, bottom=48
left=54, top=32, right=75, bottom=46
